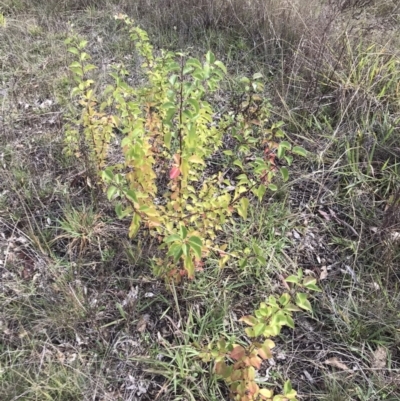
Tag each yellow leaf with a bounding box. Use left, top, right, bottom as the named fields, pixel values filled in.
left=259, top=388, right=273, bottom=399
left=188, top=155, right=205, bottom=165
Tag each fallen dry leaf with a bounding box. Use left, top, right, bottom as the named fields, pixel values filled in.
left=320, top=266, right=328, bottom=280
left=136, top=314, right=150, bottom=333
left=372, top=346, right=386, bottom=370
left=324, top=357, right=350, bottom=370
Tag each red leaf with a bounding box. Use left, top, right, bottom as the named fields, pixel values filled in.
left=169, top=166, right=181, bottom=180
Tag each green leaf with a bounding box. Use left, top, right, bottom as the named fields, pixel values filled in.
left=169, top=74, right=178, bottom=85
left=183, top=65, right=194, bottom=75
left=115, top=203, right=123, bottom=219
left=270, top=310, right=288, bottom=327
left=83, top=64, right=97, bottom=73
left=73, top=71, right=85, bottom=81
left=253, top=322, right=267, bottom=337
left=188, top=235, right=202, bottom=258
left=292, top=146, right=307, bottom=157
left=303, top=277, right=322, bottom=291
left=193, top=71, right=204, bottom=80
left=180, top=225, right=188, bottom=239
left=78, top=39, right=88, bottom=49
left=285, top=275, right=299, bottom=284
left=303, top=276, right=317, bottom=286
left=125, top=189, right=138, bottom=203
left=268, top=295, right=278, bottom=307
left=263, top=324, right=281, bottom=337
left=165, top=234, right=181, bottom=243
left=167, top=243, right=183, bottom=261
left=280, top=167, right=289, bottom=182
left=107, top=186, right=118, bottom=200
left=284, top=380, right=293, bottom=394
left=214, top=60, right=227, bottom=74
left=304, top=283, right=321, bottom=292
left=67, top=47, right=79, bottom=55
left=256, top=184, right=266, bottom=201
left=102, top=168, right=114, bottom=182
left=252, top=72, right=263, bottom=80
left=285, top=155, right=293, bottom=166
left=233, top=159, right=244, bottom=170
left=188, top=98, right=200, bottom=115
left=236, top=174, right=249, bottom=185
left=284, top=303, right=301, bottom=312
left=286, top=314, right=295, bottom=329
left=237, top=197, right=249, bottom=220
left=278, top=142, right=290, bottom=158
left=295, top=293, right=312, bottom=312
left=206, top=51, right=216, bottom=64
left=239, top=258, right=247, bottom=269
left=184, top=254, right=195, bottom=278
left=186, top=58, right=202, bottom=69
left=279, top=293, right=291, bottom=306
left=164, top=130, right=172, bottom=149
left=253, top=243, right=262, bottom=256
left=269, top=183, right=278, bottom=191
left=164, top=107, right=176, bottom=127
left=284, top=380, right=297, bottom=399
left=69, top=61, right=82, bottom=70
left=280, top=140, right=291, bottom=149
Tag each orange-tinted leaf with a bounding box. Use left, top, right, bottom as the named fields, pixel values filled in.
left=249, top=355, right=262, bottom=369
left=258, top=343, right=273, bottom=360
left=230, top=345, right=246, bottom=361
left=215, top=360, right=225, bottom=375
left=173, top=153, right=180, bottom=164
left=239, top=315, right=258, bottom=326
left=215, top=361, right=232, bottom=378
left=247, top=381, right=259, bottom=395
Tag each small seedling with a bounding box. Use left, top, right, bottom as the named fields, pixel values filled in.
left=64, top=16, right=307, bottom=281
left=199, top=273, right=320, bottom=401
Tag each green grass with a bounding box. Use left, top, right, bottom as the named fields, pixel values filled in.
left=1, top=1, right=399, bottom=400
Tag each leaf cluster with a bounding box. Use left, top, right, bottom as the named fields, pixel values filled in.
left=64, top=15, right=306, bottom=280
left=199, top=273, right=320, bottom=401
